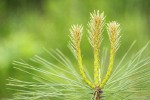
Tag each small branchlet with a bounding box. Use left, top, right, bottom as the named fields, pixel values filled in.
left=88, top=10, right=105, bottom=87
left=69, top=25, right=94, bottom=88
left=100, top=21, right=121, bottom=88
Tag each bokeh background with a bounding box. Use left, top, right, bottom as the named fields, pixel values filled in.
left=0, top=0, right=150, bottom=99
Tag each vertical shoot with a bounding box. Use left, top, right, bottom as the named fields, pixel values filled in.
left=88, top=10, right=105, bottom=87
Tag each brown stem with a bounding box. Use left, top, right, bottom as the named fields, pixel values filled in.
left=95, top=87, right=102, bottom=100
left=96, top=94, right=100, bottom=100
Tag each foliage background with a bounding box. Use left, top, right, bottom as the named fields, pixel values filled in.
left=0, top=0, right=150, bottom=99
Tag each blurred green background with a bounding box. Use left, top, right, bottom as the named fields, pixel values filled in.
left=0, top=0, right=150, bottom=99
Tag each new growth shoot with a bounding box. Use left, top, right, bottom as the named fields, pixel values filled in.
left=69, top=10, right=121, bottom=100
